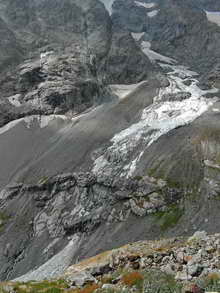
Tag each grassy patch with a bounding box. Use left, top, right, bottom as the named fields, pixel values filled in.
left=72, top=283, right=100, bottom=293
left=121, top=272, right=144, bottom=288
left=4, top=279, right=70, bottom=293
left=133, top=176, right=143, bottom=181
left=154, top=205, right=184, bottom=231
left=0, top=212, right=10, bottom=231
left=38, top=176, right=49, bottom=185
left=2, top=270, right=220, bottom=293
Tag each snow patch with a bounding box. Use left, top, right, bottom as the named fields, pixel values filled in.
left=99, top=0, right=115, bottom=14
left=110, top=81, right=147, bottom=99
left=205, top=11, right=220, bottom=27
left=135, top=1, right=156, bottom=9
left=212, top=108, right=220, bottom=112
left=147, top=10, right=159, bottom=17
left=141, top=41, right=176, bottom=64
left=7, top=94, right=22, bottom=107
left=131, top=32, right=145, bottom=41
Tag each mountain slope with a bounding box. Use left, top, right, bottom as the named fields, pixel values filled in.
left=0, top=0, right=220, bottom=283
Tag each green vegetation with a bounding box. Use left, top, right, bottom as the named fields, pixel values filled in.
left=0, top=212, right=10, bottom=231
left=133, top=176, right=143, bottom=181
left=38, top=176, right=50, bottom=185
left=1, top=270, right=220, bottom=293
left=154, top=205, right=184, bottom=231
left=1, top=279, right=70, bottom=293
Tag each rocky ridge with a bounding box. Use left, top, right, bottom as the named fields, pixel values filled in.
left=63, top=230, right=220, bottom=286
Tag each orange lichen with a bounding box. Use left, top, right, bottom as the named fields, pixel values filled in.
left=70, top=283, right=100, bottom=293
left=120, top=272, right=144, bottom=287
left=206, top=272, right=220, bottom=282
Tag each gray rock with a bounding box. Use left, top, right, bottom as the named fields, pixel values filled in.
left=175, top=270, right=191, bottom=281
left=188, top=231, right=208, bottom=242
left=66, top=272, right=97, bottom=287
left=102, top=284, right=115, bottom=289
left=161, top=264, right=175, bottom=275
left=188, top=264, right=203, bottom=277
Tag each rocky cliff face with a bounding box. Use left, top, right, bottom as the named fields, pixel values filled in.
left=0, top=0, right=220, bottom=283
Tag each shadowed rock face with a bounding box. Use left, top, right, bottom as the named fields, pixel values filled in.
left=192, top=0, right=220, bottom=10
left=111, top=0, right=220, bottom=76
left=0, top=0, right=157, bottom=125
left=0, top=18, right=22, bottom=70
left=1, top=0, right=220, bottom=283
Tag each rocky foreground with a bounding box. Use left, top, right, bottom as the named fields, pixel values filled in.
left=1, top=231, right=220, bottom=293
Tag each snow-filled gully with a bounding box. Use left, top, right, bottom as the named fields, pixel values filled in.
left=93, top=47, right=219, bottom=179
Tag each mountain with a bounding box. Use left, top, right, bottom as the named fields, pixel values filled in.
left=0, top=0, right=220, bottom=284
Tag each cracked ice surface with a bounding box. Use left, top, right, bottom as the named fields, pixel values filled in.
left=93, top=54, right=218, bottom=178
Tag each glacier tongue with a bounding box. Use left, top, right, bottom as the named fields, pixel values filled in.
left=92, top=47, right=219, bottom=179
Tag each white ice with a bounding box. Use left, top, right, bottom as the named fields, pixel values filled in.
left=147, top=10, right=159, bottom=17
left=205, top=11, right=220, bottom=27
